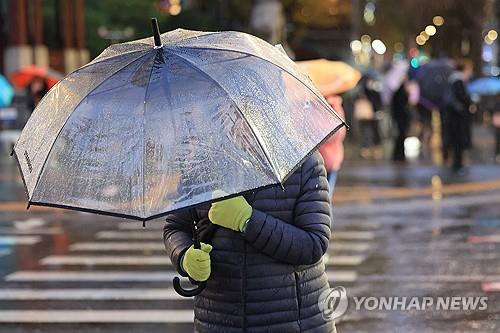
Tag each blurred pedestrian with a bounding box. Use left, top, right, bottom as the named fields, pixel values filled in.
left=319, top=95, right=346, bottom=195
left=391, top=81, right=410, bottom=162
left=492, top=97, right=500, bottom=163
left=355, top=92, right=382, bottom=159
left=391, top=79, right=410, bottom=162
left=442, top=59, right=473, bottom=173
left=27, top=76, right=49, bottom=111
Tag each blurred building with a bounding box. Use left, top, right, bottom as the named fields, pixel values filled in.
left=0, top=0, right=89, bottom=76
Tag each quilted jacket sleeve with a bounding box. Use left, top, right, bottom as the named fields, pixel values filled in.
left=163, top=209, right=194, bottom=277
left=243, top=152, right=332, bottom=265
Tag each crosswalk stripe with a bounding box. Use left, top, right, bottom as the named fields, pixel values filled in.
left=361, top=275, right=500, bottom=283
left=6, top=270, right=359, bottom=283
left=0, top=310, right=194, bottom=323
left=71, top=241, right=372, bottom=253
left=325, top=255, right=366, bottom=266
left=327, top=271, right=358, bottom=283
left=329, top=242, right=371, bottom=252
left=40, top=255, right=170, bottom=266
left=0, top=227, right=62, bottom=235
left=333, top=231, right=376, bottom=240
left=0, top=288, right=186, bottom=300
left=96, top=231, right=161, bottom=240
left=5, top=271, right=181, bottom=282
left=70, top=242, right=165, bottom=251
left=40, top=255, right=364, bottom=266
left=0, top=236, right=41, bottom=245
left=118, top=223, right=163, bottom=230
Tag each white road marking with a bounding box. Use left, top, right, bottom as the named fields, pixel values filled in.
left=5, top=271, right=182, bottom=282
left=12, top=218, right=46, bottom=230
left=326, top=270, right=358, bottom=283
left=333, top=231, right=376, bottom=240
left=96, top=231, right=161, bottom=240
left=0, top=236, right=41, bottom=245
left=6, top=270, right=357, bottom=284
left=327, top=255, right=366, bottom=266
left=329, top=242, right=371, bottom=252
left=0, top=227, right=62, bottom=235
left=70, top=242, right=164, bottom=252
left=0, top=310, right=194, bottom=323
left=361, top=275, right=500, bottom=283
left=40, top=255, right=362, bottom=266
left=40, top=255, right=172, bottom=266
left=118, top=222, right=164, bottom=230
left=0, top=288, right=186, bottom=300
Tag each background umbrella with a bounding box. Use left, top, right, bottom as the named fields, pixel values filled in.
left=12, top=19, right=345, bottom=296
left=381, top=61, right=408, bottom=105
left=0, top=74, right=14, bottom=107
left=296, top=59, right=361, bottom=96
left=414, top=58, right=454, bottom=109
left=10, top=65, right=63, bottom=89
left=468, top=77, right=500, bottom=96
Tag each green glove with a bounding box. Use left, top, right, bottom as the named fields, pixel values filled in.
left=208, top=195, right=252, bottom=232
left=181, top=242, right=212, bottom=282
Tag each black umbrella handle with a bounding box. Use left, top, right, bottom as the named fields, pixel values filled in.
left=173, top=211, right=207, bottom=297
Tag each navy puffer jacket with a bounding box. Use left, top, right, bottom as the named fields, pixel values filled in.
left=163, top=151, right=334, bottom=332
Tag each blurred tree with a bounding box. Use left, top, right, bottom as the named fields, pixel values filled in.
left=84, top=0, right=253, bottom=59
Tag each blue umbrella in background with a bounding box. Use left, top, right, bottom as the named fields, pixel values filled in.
left=468, top=77, right=500, bottom=96
left=0, top=75, right=14, bottom=107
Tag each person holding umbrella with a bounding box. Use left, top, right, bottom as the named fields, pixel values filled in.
left=11, top=19, right=344, bottom=333
left=164, top=150, right=334, bottom=332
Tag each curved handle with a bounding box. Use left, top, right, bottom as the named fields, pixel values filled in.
left=172, top=210, right=207, bottom=297
left=173, top=276, right=207, bottom=297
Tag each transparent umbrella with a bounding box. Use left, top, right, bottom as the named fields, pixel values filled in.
left=12, top=19, right=346, bottom=295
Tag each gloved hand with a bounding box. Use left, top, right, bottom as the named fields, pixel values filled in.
left=180, top=242, right=212, bottom=282
left=208, top=195, right=252, bottom=232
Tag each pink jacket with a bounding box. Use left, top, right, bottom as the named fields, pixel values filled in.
left=319, top=96, right=346, bottom=172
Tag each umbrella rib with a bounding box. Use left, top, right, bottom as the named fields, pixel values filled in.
left=164, top=49, right=282, bottom=183
left=28, top=51, right=153, bottom=201
left=140, top=52, right=159, bottom=219
left=172, top=45, right=346, bottom=125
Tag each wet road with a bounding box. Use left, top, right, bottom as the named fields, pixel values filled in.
left=0, top=146, right=499, bottom=332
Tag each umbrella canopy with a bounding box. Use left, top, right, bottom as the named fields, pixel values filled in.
left=10, top=65, right=63, bottom=89
left=296, top=59, right=361, bottom=96
left=13, top=26, right=345, bottom=221
left=415, top=59, right=454, bottom=109
left=0, top=75, right=14, bottom=107
left=468, top=77, right=500, bottom=96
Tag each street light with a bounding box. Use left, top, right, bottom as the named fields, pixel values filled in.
left=425, top=25, right=437, bottom=36
left=416, top=35, right=426, bottom=46
left=371, top=39, right=386, bottom=55
left=433, top=16, right=444, bottom=26
left=350, top=40, right=362, bottom=53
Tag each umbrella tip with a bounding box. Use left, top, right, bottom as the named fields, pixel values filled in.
left=151, top=17, right=162, bottom=48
